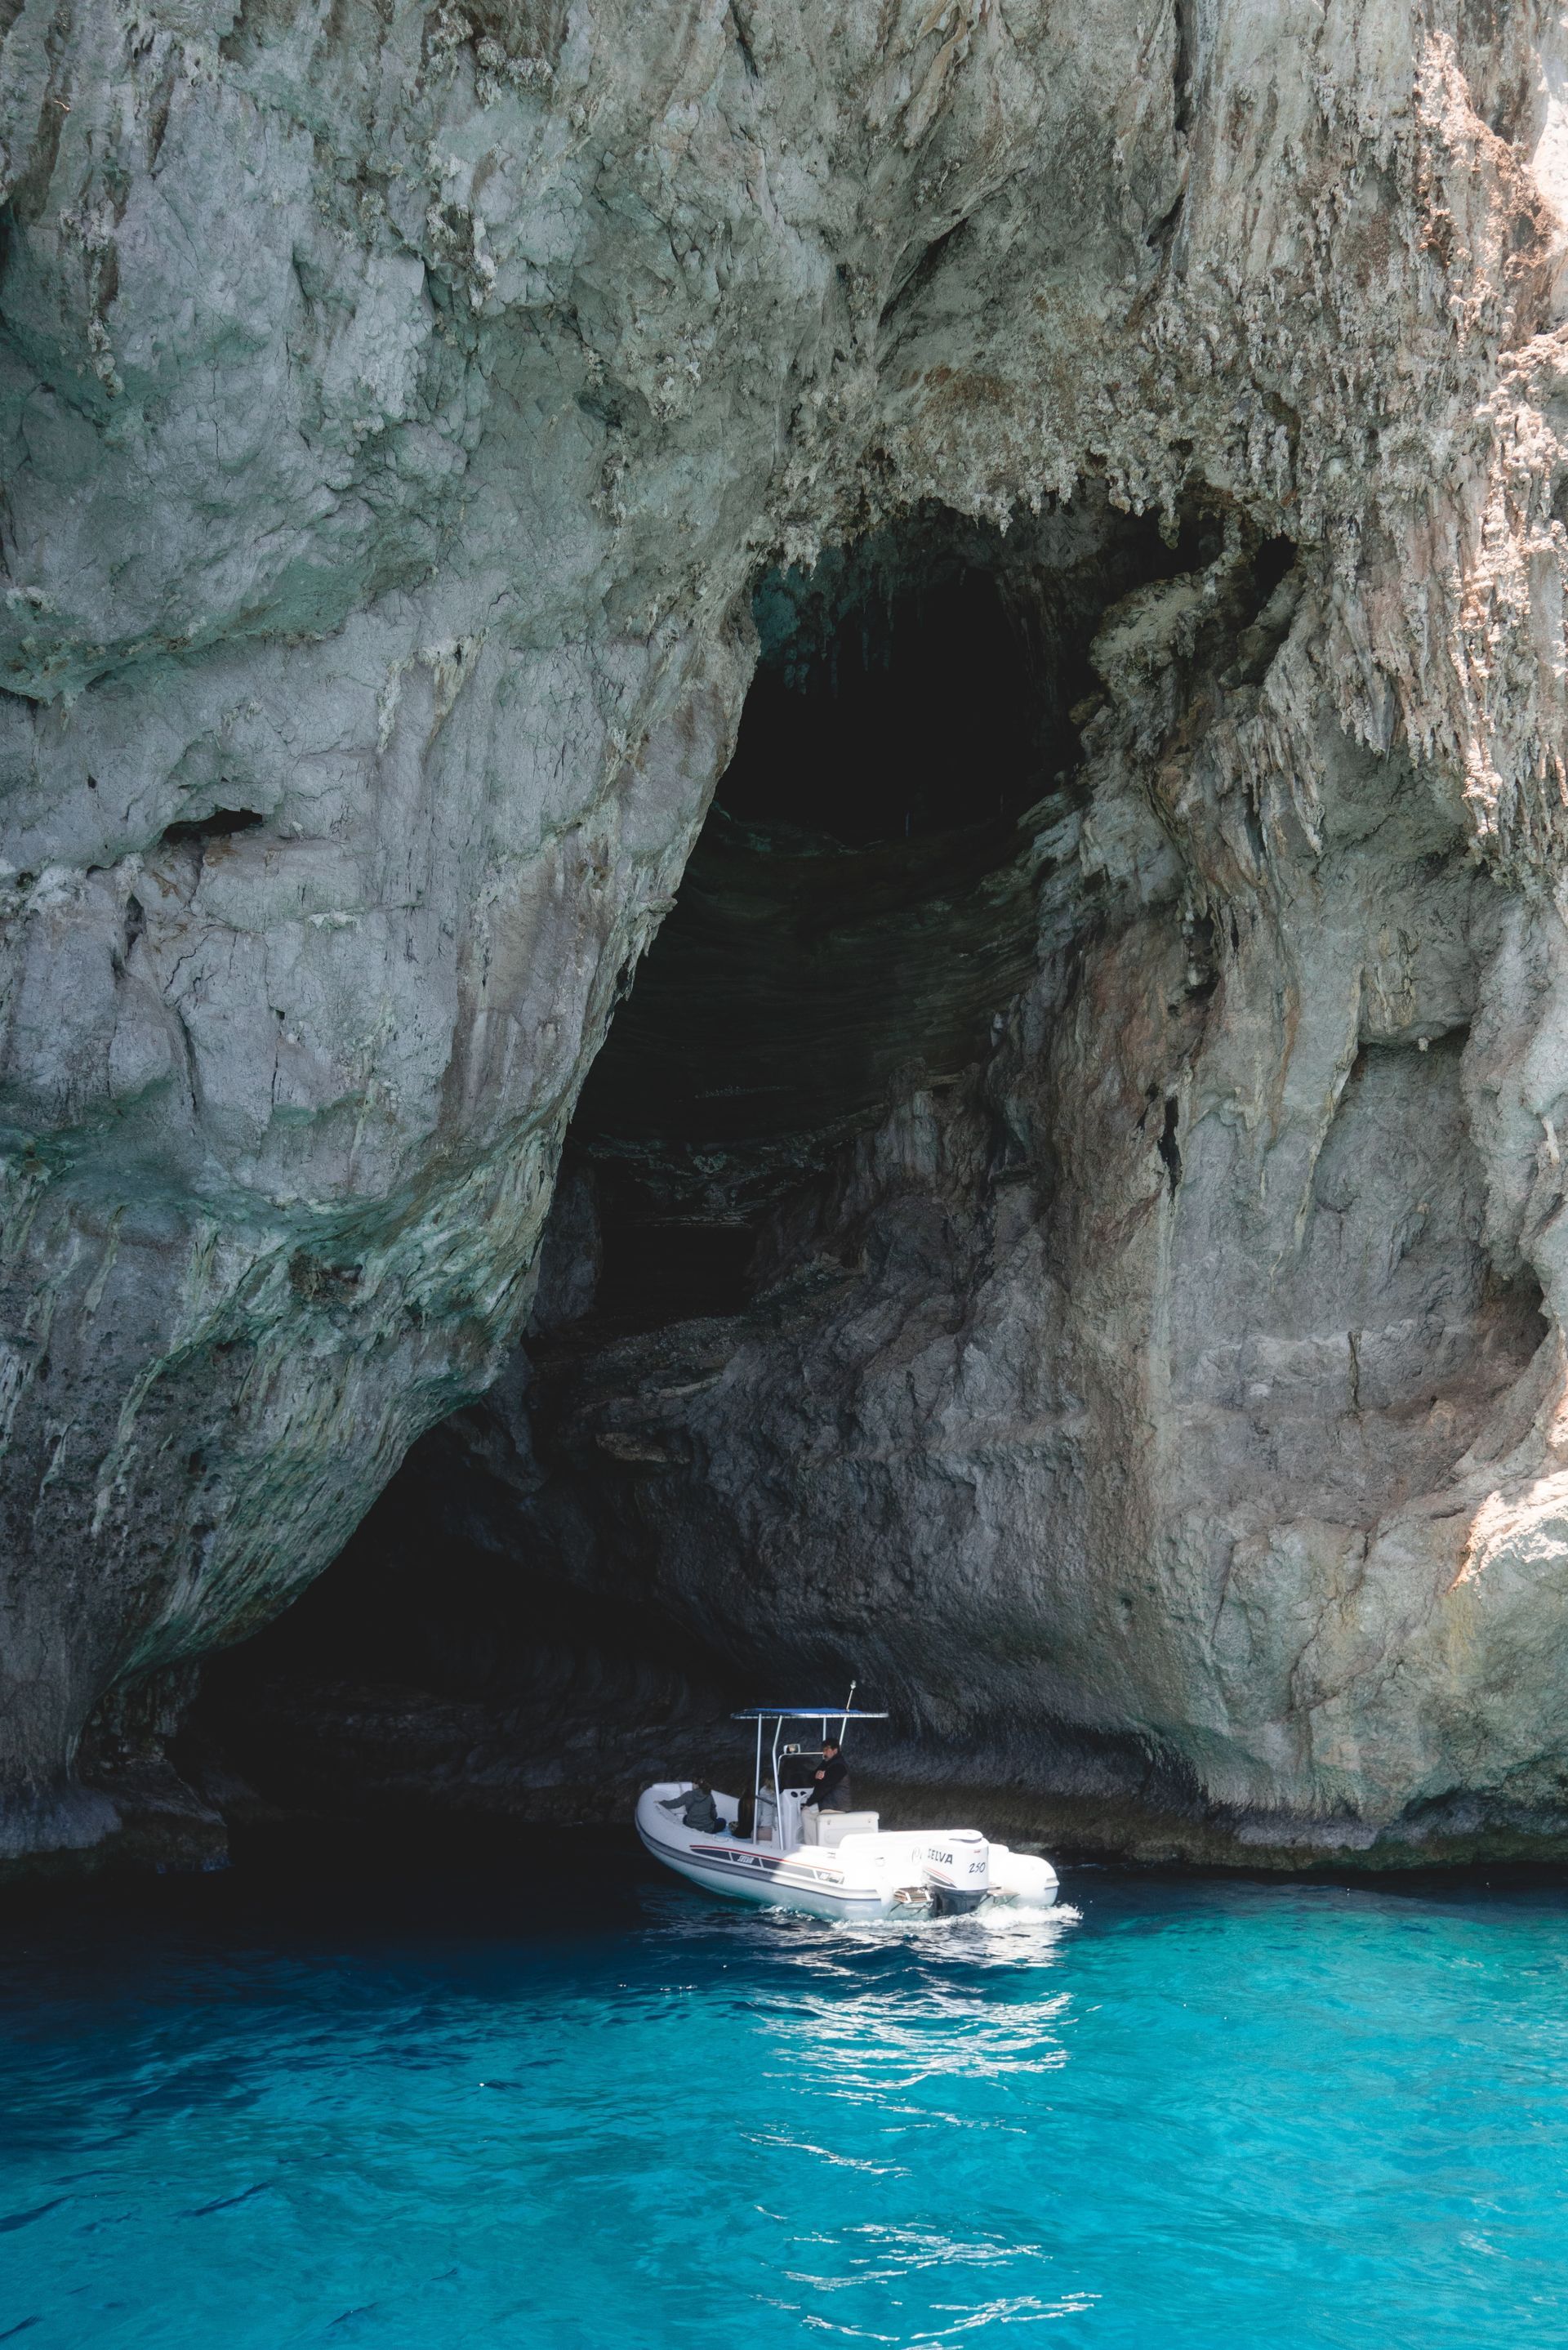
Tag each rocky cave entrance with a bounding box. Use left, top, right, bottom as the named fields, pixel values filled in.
left=184, top=494, right=1223, bottom=1834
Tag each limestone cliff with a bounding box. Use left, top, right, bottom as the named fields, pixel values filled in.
left=7, top=0, right=1568, bottom=1864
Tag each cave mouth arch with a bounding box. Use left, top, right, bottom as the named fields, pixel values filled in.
left=176, top=491, right=1246, bottom=1831
left=156, top=499, right=1560, bottom=1871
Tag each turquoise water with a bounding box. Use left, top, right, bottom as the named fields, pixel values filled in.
left=3, top=1846, right=1568, bottom=2348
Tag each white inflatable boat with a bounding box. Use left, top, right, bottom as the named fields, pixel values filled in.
left=636, top=1705, right=1058, bottom=1921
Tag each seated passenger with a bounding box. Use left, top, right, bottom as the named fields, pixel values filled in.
left=805, top=1739, right=852, bottom=1814
left=661, top=1782, right=720, bottom=1832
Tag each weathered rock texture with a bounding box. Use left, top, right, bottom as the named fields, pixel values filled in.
left=10, top=0, right=1568, bottom=1863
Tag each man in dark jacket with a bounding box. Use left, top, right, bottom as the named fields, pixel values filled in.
left=806, top=1739, right=851, bottom=1812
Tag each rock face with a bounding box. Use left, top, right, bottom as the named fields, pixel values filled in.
left=9, top=0, right=1568, bottom=1864
left=211, top=506, right=1568, bottom=1866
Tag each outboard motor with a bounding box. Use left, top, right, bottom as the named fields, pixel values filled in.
left=919, top=1831, right=991, bottom=1915
left=987, top=1846, right=1059, bottom=1905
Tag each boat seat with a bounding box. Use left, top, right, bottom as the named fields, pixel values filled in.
left=807, top=1810, right=879, bottom=1850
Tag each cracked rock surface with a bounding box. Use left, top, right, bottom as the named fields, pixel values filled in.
left=9, top=0, right=1568, bottom=1862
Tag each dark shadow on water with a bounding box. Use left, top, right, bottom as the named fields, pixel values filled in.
left=0, top=1825, right=666, bottom=2004
left=6, top=1804, right=1568, bottom=2013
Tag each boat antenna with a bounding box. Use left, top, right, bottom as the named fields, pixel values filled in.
left=839, top=1680, right=857, bottom=1746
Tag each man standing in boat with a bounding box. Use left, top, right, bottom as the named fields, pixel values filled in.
left=807, top=1737, right=852, bottom=1814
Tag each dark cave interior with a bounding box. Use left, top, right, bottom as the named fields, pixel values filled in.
left=724, top=563, right=1041, bottom=848
left=573, top=496, right=1221, bottom=1333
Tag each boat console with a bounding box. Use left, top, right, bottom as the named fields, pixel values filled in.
left=797, top=1808, right=880, bottom=1848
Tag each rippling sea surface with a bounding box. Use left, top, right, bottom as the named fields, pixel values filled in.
left=2, top=1843, right=1567, bottom=2347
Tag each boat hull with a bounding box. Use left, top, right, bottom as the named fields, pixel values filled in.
left=636, top=1786, right=1058, bottom=1921
left=636, top=1812, right=898, bottom=1920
